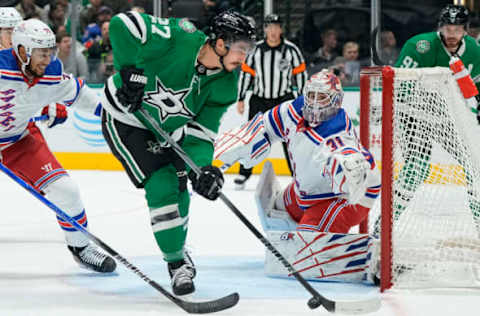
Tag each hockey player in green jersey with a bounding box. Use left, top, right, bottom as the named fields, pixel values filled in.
left=396, top=5, right=480, bottom=89
left=374, top=4, right=480, bottom=236
left=100, top=10, right=256, bottom=296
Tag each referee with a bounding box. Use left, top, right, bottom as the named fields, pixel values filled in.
left=235, top=13, right=308, bottom=189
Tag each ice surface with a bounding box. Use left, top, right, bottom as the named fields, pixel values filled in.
left=0, top=170, right=478, bottom=315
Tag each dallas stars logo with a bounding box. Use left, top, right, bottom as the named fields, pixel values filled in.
left=143, top=77, right=194, bottom=123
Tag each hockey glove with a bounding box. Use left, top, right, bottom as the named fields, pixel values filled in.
left=41, top=103, right=68, bottom=128
left=115, top=66, right=147, bottom=113
left=189, top=165, right=224, bottom=200
left=333, top=151, right=370, bottom=204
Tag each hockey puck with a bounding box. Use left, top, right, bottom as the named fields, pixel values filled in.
left=308, top=297, right=322, bottom=309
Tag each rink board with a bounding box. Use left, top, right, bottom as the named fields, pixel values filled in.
left=46, top=86, right=480, bottom=180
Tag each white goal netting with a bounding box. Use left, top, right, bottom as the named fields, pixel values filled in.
left=362, top=67, right=480, bottom=289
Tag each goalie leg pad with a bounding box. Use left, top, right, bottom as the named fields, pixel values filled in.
left=265, top=230, right=374, bottom=283
left=255, top=161, right=297, bottom=231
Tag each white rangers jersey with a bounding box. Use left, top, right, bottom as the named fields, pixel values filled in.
left=263, top=95, right=381, bottom=209
left=0, top=48, right=98, bottom=148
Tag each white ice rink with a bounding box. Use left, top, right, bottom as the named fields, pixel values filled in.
left=0, top=170, right=478, bottom=316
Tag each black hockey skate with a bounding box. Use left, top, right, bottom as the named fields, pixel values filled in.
left=234, top=175, right=250, bottom=190
left=168, top=252, right=196, bottom=296
left=68, top=244, right=117, bottom=273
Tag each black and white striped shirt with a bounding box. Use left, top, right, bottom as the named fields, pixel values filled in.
left=238, top=38, right=307, bottom=100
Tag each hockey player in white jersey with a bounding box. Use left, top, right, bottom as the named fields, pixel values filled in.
left=215, top=70, right=381, bottom=282
left=0, top=7, right=22, bottom=49
left=216, top=69, right=380, bottom=232
left=0, top=19, right=116, bottom=273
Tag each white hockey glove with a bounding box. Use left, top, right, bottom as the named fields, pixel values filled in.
left=333, top=150, right=370, bottom=204
left=214, top=113, right=271, bottom=168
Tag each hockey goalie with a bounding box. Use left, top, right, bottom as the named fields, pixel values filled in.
left=215, top=70, right=381, bottom=283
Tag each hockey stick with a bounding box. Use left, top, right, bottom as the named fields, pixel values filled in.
left=137, top=108, right=381, bottom=314
left=0, top=161, right=239, bottom=314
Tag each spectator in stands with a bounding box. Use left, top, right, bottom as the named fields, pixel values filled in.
left=80, top=0, right=103, bottom=33
left=36, top=0, right=51, bottom=8
left=131, top=0, right=152, bottom=14
left=102, top=0, right=131, bottom=15
left=56, top=31, right=89, bottom=79
left=332, top=41, right=361, bottom=86
left=197, top=0, right=232, bottom=31
left=308, top=29, right=338, bottom=74
left=87, top=21, right=112, bottom=83
left=42, top=0, right=73, bottom=23
left=97, top=51, right=114, bottom=83
left=46, top=0, right=67, bottom=34
left=16, top=0, right=46, bottom=21
left=380, top=30, right=399, bottom=66
left=131, top=6, right=145, bottom=14
left=82, top=5, right=112, bottom=44
left=56, top=24, right=67, bottom=34
left=468, top=16, right=480, bottom=44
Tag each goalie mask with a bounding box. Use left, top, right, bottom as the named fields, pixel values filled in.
left=302, top=70, right=343, bottom=127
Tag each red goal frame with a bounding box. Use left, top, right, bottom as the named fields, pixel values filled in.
left=359, top=66, right=394, bottom=291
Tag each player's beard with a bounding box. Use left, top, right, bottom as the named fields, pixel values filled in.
left=445, top=37, right=461, bottom=49
left=25, top=63, right=44, bottom=78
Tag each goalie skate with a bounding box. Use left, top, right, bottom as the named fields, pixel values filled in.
left=68, top=244, right=117, bottom=273
left=168, top=252, right=196, bottom=296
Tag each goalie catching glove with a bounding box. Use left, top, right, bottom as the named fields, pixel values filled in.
left=41, top=103, right=68, bottom=128
left=116, top=66, right=148, bottom=113
left=331, top=149, right=371, bottom=204
left=189, top=166, right=224, bottom=200
left=214, top=113, right=271, bottom=168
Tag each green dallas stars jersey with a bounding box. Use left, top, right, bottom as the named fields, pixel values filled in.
left=395, top=31, right=480, bottom=90
left=104, top=11, right=238, bottom=168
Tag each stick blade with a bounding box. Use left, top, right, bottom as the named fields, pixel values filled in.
left=333, top=297, right=381, bottom=314
left=177, top=292, right=240, bottom=314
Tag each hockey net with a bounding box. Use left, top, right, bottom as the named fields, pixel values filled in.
left=360, top=66, right=480, bottom=291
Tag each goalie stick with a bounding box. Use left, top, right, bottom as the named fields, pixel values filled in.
left=137, top=108, right=381, bottom=314
left=0, top=161, right=239, bottom=314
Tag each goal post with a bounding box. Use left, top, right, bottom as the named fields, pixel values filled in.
left=360, top=66, right=480, bottom=292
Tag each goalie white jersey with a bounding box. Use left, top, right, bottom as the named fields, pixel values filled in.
left=261, top=95, right=380, bottom=209
left=215, top=94, right=380, bottom=208
left=0, top=49, right=98, bottom=148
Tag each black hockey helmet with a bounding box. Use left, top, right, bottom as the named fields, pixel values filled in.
left=209, top=10, right=256, bottom=44
left=264, top=14, right=282, bottom=26
left=438, top=4, right=469, bottom=28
